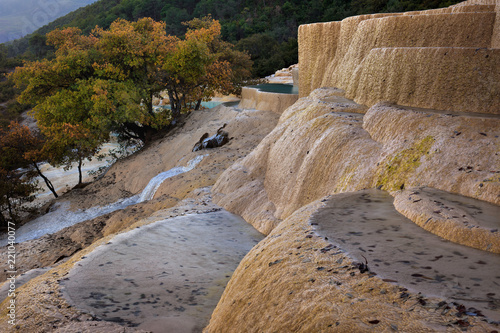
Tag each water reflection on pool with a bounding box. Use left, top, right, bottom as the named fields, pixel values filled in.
left=312, top=189, right=500, bottom=321
left=61, top=210, right=264, bottom=332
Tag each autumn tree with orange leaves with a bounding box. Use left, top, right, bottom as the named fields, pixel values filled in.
left=0, top=120, right=98, bottom=225
left=12, top=17, right=248, bottom=145
left=0, top=122, right=43, bottom=225
left=9, top=17, right=249, bottom=201
left=1, top=122, right=60, bottom=198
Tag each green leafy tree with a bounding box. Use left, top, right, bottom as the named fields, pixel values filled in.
left=162, top=5, right=191, bottom=36
left=162, top=18, right=234, bottom=117
left=12, top=27, right=110, bottom=183
left=182, top=16, right=252, bottom=97
left=91, top=18, right=177, bottom=142
left=236, top=33, right=285, bottom=77
left=0, top=168, right=37, bottom=226
left=12, top=17, right=246, bottom=157
left=28, top=33, right=54, bottom=59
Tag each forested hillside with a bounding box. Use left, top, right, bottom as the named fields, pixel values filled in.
left=5, top=0, right=461, bottom=77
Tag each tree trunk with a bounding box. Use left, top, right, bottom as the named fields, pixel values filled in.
left=122, top=122, right=146, bottom=143
left=195, top=99, right=202, bottom=110
left=143, top=125, right=158, bottom=145
left=32, top=162, right=58, bottom=198
left=0, top=209, right=7, bottom=227
left=168, top=90, right=180, bottom=119
left=77, top=157, right=83, bottom=185
left=147, top=91, right=155, bottom=116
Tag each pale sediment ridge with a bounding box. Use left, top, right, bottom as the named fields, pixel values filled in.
left=394, top=187, right=500, bottom=253
left=60, top=209, right=263, bottom=332
left=346, top=47, right=500, bottom=114
left=238, top=86, right=298, bottom=114
left=205, top=196, right=500, bottom=332
left=312, top=189, right=500, bottom=321
left=213, top=88, right=500, bottom=242
left=298, top=0, right=500, bottom=114
left=331, top=12, right=494, bottom=91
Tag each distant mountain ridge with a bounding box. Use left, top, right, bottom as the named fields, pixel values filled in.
left=0, top=0, right=97, bottom=43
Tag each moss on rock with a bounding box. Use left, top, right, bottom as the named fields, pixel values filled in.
left=375, top=136, right=435, bottom=191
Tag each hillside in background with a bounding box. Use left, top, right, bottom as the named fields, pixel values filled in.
left=3, top=0, right=461, bottom=78
left=0, top=0, right=462, bottom=130
left=0, top=0, right=97, bottom=44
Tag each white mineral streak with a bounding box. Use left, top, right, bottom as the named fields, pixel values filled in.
left=0, top=154, right=206, bottom=245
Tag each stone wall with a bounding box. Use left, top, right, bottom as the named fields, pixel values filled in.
left=347, top=47, right=500, bottom=114
left=332, top=12, right=494, bottom=90
left=298, top=0, right=500, bottom=114
left=298, top=21, right=341, bottom=99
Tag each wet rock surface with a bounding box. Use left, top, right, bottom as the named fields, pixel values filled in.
left=0, top=105, right=278, bottom=332
left=205, top=196, right=500, bottom=332
left=60, top=210, right=263, bottom=332
left=394, top=187, right=500, bottom=253
left=311, top=189, right=500, bottom=320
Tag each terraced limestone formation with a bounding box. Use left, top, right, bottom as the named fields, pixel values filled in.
left=209, top=90, right=500, bottom=330
left=213, top=88, right=500, bottom=240
left=298, top=0, right=500, bottom=114
left=208, top=3, right=500, bottom=329
left=239, top=85, right=299, bottom=114
left=210, top=1, right=500, bottom=324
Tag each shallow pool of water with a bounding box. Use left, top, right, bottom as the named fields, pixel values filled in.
left=312, top=189, right=500, bottom=321
left=61, top=210, right=264, bottom=332
left=248, top=83, right=298, bottom=95
left=221, top=101, right=240, bottom=108
left=199, top=101, right=222, bottom=109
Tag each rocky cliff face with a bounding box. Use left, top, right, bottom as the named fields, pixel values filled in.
left=299, top=0, right=500, bottom=114
left=207, top=2, right=500, bottom=331
left=213, top=0, right=500, bottom=243
left=213, top=88, right=500, bottom=249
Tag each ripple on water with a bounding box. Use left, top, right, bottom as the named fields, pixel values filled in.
left=60, top=210, right=264, bottom=332
left=311, top=189, right=500, bottom=321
